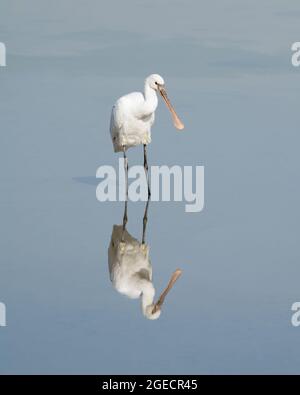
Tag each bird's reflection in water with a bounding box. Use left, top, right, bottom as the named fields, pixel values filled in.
left=108, top=200, right=182, bottom=320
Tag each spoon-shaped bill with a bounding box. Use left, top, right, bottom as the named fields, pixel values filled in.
left=152, top=269, right=182, bottom=314
left=159, top=87, right=185, bottom=130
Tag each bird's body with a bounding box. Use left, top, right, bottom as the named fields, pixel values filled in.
left=108, top=224, right=160, bottom=319
left=110, top=76, right=161, bottom=152
left=109, top=74, right=184, bottom=207
left=107, top=202, right=182, bottom=320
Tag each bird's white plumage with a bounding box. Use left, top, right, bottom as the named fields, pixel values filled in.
left=108, top=224, right=161, bottom=319
left=108, top=75, right=183, bottom=319
left=110, top=74, right=164, bottom=152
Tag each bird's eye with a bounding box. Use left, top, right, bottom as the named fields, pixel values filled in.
left=155, top=81, right=158, bottom=85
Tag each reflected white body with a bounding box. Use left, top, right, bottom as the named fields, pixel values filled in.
left=108, top=225, right=161, bottom=319
left=110, top=74, right=164, bottom=152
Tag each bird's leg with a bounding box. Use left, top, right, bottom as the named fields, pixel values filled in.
left=123, top=145, right=129, bottom=202
left=121, top=200, right=128, bottom=242
left=143, top=144, right=151, bottom=198
left=122, top=146, right=128, bottom=242
left=142, top=197, right=150, bottom=244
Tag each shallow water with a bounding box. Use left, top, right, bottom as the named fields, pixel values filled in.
left=1, top=0, right=300, bottom=374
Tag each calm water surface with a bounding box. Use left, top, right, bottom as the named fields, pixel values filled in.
left=1, top=0, right=300, bottom=373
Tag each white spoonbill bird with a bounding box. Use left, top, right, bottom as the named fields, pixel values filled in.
left=108, top=204, right=182, bottom=320
left=108, top=225, right=182, bottom=320
left=109, top=74, right=184, bottom=205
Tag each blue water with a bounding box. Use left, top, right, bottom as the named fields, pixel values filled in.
left=1, top=0, right=300, bottom=374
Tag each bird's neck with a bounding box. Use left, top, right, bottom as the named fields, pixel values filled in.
left=143, top=83, right=158, bottom=114
left=140, top=280, right=155, bottom=315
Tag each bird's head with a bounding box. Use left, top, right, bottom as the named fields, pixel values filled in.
left=146, top=74, right=165, bottom=90
left=145, top=74, right=184, bottom=130
left=142, top=269, right=182, bottom=321
left=144, top=304, right=162, bottom=320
